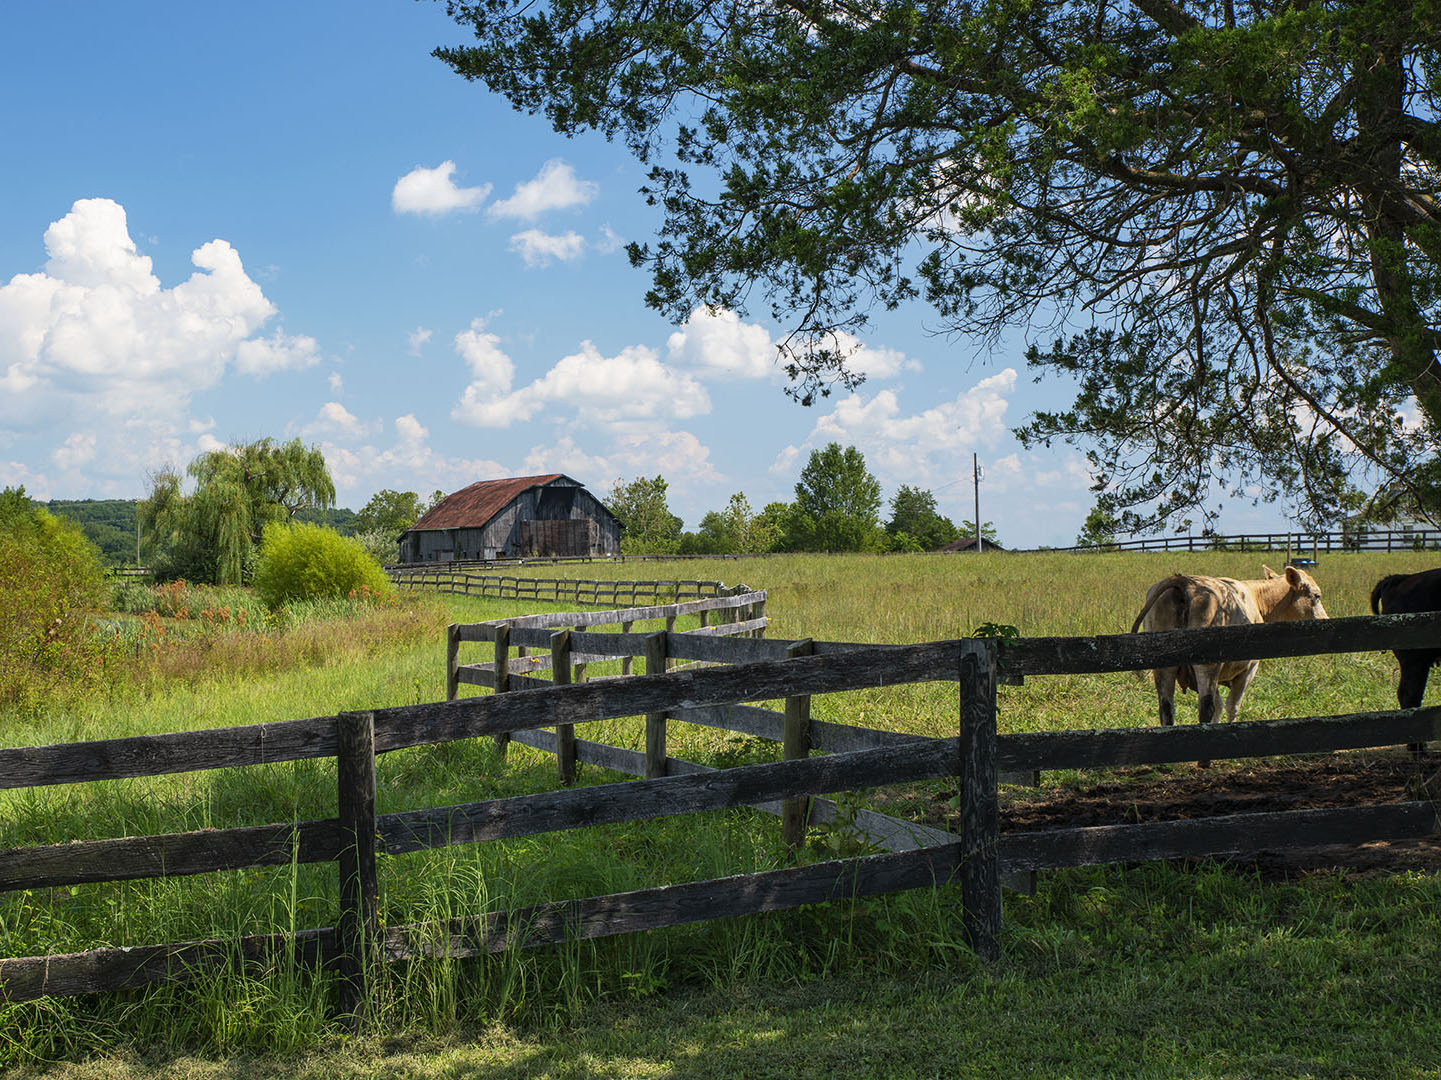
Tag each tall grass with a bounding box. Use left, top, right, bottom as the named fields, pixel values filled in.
left=2, top=551, right=1439, bottom=1065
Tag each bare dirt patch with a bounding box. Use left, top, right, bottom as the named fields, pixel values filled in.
left=894, top=751, right=1441, bottom=878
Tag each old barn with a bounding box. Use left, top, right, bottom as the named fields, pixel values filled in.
left=397, top=474, right=622, bottom=563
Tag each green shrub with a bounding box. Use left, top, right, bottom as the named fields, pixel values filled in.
left=252, top=522, right=394, bottom=609
left=0, top=487, right=110, bottom=707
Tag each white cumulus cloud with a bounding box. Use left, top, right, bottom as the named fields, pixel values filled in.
left=0, top=198, right=300, bottom=426
left=455, top=339, right=710, bottom=430
left=234, top=329, right=322, bottom=376
left=391, top=161, right=491, bottom=215
left=789, top=369, right=1018, bottom=490
left=305, top=401, right=376, bottom=441
left=509, top=229, right=586, bottom=268
left=488, top=159, right=597, bottom=221
left=667, top=307, right=777, bottom=380
left=407, top=326, right=433, bottom=356
left=52, top=432, right=96, bottom=469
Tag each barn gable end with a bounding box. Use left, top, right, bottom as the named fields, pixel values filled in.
left=397, top=474, right=621, bottom=563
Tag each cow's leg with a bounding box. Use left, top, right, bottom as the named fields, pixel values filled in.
left=1154, top=668, right=1178, bottom=727
left=1396, top=650, right=1434, bottom=757
left=1193, top=666, right=1222, bottom=768
left=1223, top=662, right=1260, bottom=724
left=1193, top=666, right=1222, bottom=726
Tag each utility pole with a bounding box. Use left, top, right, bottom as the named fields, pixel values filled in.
left=973, top=453, right=984, bottom=554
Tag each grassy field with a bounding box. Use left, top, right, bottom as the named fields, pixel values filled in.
left=4, top=550, right=1441, bottom=1076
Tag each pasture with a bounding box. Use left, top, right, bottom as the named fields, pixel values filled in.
left=4, top=550, right=1441, bottom=1078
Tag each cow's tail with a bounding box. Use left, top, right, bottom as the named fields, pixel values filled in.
left=1131, top=577, right=1188, bottom=634
left=1371, top=574, right=1407, bottom=615
left=1131, top=576, right=1190, bottom=682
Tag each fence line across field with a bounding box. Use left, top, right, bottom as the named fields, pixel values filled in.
left=1, top=611, right=1439, bottom=1013
left=1053, top=526, right=1441, bottom=555
left=388, top=566, right=736, bottom=606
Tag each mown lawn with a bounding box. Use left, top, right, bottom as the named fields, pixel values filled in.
left=3, top=551, right=1440, bottom=1075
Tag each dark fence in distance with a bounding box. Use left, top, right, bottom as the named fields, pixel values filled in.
left=1053, top=527, right=1441, bottom=555
left=388, top=566, right=736, bottom=606
left=106, top=566, right=154, bottom=580
left=2, top=613, right=1439, bottom=1009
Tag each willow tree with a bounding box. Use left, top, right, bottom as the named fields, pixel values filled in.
left=434, top=0, right=1440, bottom=529
left=139, top=438, right=335, bottom=584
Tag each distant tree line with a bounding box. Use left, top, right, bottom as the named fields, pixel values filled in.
left=42, top=498, right=358, bottom=567
left=605, top=443, right=1000, bottom=556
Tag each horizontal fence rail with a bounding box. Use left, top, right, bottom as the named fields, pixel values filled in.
left=3, top=611, right=1440, bottom=1008
left=1052, top=526, right=1441, bottom=555
left=389, top=568, right=734, bottom=606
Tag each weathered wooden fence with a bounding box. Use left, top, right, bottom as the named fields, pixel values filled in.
left=389, top=566, right=735, bottom=606
left=2, top=612, right=1439, bottom=1009
left=1054, top=526, right=1441, bottom=555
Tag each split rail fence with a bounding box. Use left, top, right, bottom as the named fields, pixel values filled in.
left=390, top=565, right=734, bottom=607
left=1056, top=527, right=1441, bottom=555
left=2, top=612, right=1440, bottom=1015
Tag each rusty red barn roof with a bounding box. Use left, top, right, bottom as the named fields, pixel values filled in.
left=407, top=474, right=584, bottom=532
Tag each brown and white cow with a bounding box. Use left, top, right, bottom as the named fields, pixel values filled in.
left=1131, top=565, right=1328, bottom=727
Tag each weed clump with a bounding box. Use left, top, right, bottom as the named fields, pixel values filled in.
left=0, top=486, right=111, bottom=709
left=252, top=522, right=395, bottom=609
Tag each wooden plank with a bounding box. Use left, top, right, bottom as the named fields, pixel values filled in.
left=672, top=704, right=786, bottom=741
left=645, top=633, right=668, bottom=779
left=335, top=711, right=378, bottom=1023
left=999, top=612, right=1441, bottom=678
left=958, top=639, right=1000, bottom=961
left=0, top=716, right=337, bottom=791
left=998, top=802, right=1441, bottom=872
left=446, top=624, right=460, bottom=701
left=381, top=844, right=964, bottom=958
left=996, top=707, right=1441, bottom=773
left=681, top=618, right=769, bottom=638
left=0, top=927, right=336, bottom=1003
left=0, top=819, right=341, bottom=891
left=377, top=738, right=959, bottom=854
left=552, top=631, right=576, bottom=785
left=783, top=639, right=815, bottom=850
left=372, top=640, right=963, bottom=750
left=470, top=591, right=767, bottom=632
left=509, top=728, right=647, bottom=775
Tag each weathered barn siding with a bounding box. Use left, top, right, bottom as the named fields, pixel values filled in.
left=398, top=476, right=620, bottom=562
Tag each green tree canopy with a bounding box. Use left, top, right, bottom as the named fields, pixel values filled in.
left=0, top=487, right=108, bottom=707
left=606, top=475, right=683, bottom=554
left=435, top=0, right=1441, bottom=529
left=1077, top=502, right=1122, bottom=548
left=354, top=489, right=428, bottom=539
left=139, top=438, right=336, bottom=585
left=681, top=492, right=781, bottom=554
left=785, top=444, right=883, bottom=551
left=959, top=520, right=1001, bottom=546
left=886, top=486, right=959, bottom=551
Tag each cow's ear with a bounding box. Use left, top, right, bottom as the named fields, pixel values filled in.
left=1262, top=564, right=1279, bottom=579
left=1284, top=565, right=1302, bottom=586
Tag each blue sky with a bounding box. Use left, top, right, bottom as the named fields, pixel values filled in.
left=0, top=1, right=1294, bottom=547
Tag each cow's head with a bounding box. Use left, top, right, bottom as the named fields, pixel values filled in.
left=1279, top=565, right=1328, bottom=620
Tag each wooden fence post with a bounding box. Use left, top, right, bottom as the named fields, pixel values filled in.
left=958, top=638, right=1001, bottom=962
left=645, top=632, right=669, bottom=778
left=493, top=623, right=512, bottom=757
left=335, top=710, right=379, bottom=1024
left=754, top=594, right=767, bottom=639
left=571, top=624, right=588, bottom=684
left=621, top=620, right=634, bottom=676
left=551, top=630, right=577, bottom=785
left=445, top=623, right=460, bottom=702
left=782, top=638, right=815, bottom=851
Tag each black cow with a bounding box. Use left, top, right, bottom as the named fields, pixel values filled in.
left=1370, top=568, right=1441, bottom=754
